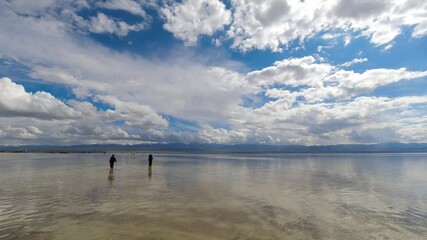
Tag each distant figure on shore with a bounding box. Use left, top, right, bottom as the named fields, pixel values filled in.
left=109, top=154, right=117, bottom=169
left=148, top=153, right=153, bottom=167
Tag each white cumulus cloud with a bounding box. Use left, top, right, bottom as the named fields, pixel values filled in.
left=98, top=0, right=149, bottom=18
left=340, top=58, right=368, bottom=68
left=0, top=78, right=170, bottom=144
left=0, top=77, right=80, bottom=120
left=227, top=0, right=427, bottom=51
left=86, top=13, right=146, bottom=36
left=161, top=0, right=232, bottom=45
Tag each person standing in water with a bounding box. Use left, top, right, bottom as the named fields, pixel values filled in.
left=109, top=154, right=117, bottom=169
left=148, top=153, right=153, bottom=167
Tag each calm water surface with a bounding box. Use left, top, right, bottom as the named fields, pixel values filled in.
left=1, top=153, right=427, bottom=239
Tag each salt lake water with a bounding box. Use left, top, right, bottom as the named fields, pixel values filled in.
left=1, top=152, right=427, bottom=239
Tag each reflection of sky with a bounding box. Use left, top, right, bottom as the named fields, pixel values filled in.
left=157, top=153, right=427, bottom=237
left=1, top=153, right=427, bottom=239
left=156, top=153, right=427, bottom=205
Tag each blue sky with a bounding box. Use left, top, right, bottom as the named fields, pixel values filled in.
left=0, top=0, right=426, bottom=145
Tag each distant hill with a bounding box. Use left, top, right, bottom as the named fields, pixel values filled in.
left=1, top=142, right=427, bottom=153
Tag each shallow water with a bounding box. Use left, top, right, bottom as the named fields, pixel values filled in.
left=0, top=152, right=427, bottom=240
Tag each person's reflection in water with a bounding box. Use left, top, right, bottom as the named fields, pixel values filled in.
left=148, top=166, right=152, bottom=180
left=108, top=168, right=114, bottom=181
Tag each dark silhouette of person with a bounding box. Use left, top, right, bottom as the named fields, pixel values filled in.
left=148, top=153, right=153, bottom=167
left=109, top=154, right=117, bottom=169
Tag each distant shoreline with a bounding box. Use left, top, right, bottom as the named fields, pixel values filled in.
left=1, top=142, right=427, bottom=154
left=2, top=150, right=427, bottom=154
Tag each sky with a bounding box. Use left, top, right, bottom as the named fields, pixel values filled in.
left=0, top=0, right=427, bottom=146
